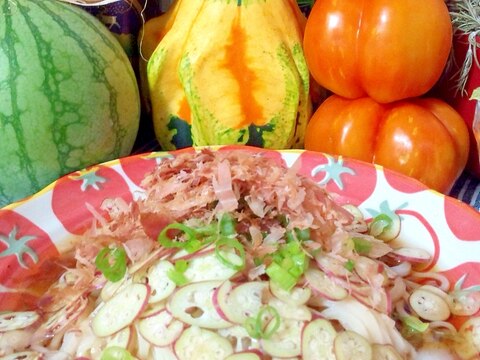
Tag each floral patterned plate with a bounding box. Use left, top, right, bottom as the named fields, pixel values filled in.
left=1, top=145, right=480, bottom=325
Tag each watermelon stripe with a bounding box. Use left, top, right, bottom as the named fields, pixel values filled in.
left=35, top=1, right=125, bottom=160
left=15, top=1, right=71, bottom=177
left=61, top=2, right=139, bottom=152
left=1, top=1, right=41, bottom=197
left=55, top=2, right=138, bottom=153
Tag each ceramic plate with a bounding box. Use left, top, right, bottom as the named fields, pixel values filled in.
left=1, top=146, right=480, bottom=324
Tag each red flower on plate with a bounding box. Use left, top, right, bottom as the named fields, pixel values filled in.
left=295, top=151, right=377, bottom=205
left=383, top=167, right=430, bottom=194
left=0, top=209, right=58, bottom=289
left=444, top=197, right=480, bottom=241
left=52, top=165, right=133, bottom=235
left=396, top=208, right=440, bottom=272
left=120, top=152, right=164, bottom=187
left=0, top=291, right=39, bottom=312
left=364, top=199, right=441, bottom=271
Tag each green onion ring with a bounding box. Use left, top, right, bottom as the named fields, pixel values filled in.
left=158, top=223, right=201, bottom=253
left=214, top=237, right=246, bottom=271
left=95, top=246, right=127, bottom=283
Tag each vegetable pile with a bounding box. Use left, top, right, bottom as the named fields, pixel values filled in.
left=300, top=0, right=471, bottom=192
left=133, top=0, right=473, bottom=193
left=1, top=150, right=479, bottom=359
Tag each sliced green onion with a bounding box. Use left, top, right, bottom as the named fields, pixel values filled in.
left=281, top=256, right=295, bottom=270
left=344, top=259, right=355, bottom=272
left=286, top=228, right=311, bottom=243
left=266, top=240, right=308, bottom=291
left=167, top=271, right=189, bottom=286
left=253, top=257, right=263, bottom=266
left=403, top=315, right=429, bottom=333
left=286, top=230, right=296, bottom=243
left=266, top=262, right=297, bottom=291
left=288, top=264, right=304, bottom=278
left=290, top=252, right=307, bottom=268
left=184, top=238, right=203, bottom=253
left=100, top=346, right=134, bottom=360
left=95, top=246, right=127, bottom=283
left=167, top=260, right=189, bottom=286
left=245, top=305, right=281, bottom=340
left=175, top=259, right=189, bottom=272
left=369, top=214, right=393, bottom=237
left=244, top=317, right=259, bottom=339
left=194, top=223, right=217, bottom=237
left=215, top=237, right=246, bottom=270
left=295, top=228, right=311, bottom=242
left=352, top=237, right=373, bottom=255
left=285, top=241, right=301, bottom=255
left=341, top=237, right=355, bottom=253
left=158, top=223, right=202, bottom=253
left=219, top=213, right=237, bottom=237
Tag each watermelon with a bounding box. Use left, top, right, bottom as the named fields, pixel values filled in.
left=0, top=0, right=141, bottom=207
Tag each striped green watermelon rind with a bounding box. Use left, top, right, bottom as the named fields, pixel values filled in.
left=0, top=0, right=141, bottom=206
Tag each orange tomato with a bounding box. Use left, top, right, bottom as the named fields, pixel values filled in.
left=304, top=95, right=470, bottom=193
left=303, top=0, right=452, bottom=103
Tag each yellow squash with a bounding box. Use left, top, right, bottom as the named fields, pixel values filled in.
left=142, top=0, right=312, bottom=150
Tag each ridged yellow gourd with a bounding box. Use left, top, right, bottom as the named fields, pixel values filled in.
left=143, top=0, right=311, bottom=150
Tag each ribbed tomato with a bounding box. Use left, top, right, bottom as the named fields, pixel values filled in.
left=303, top=0, right=452, bottom=103
left=304, top=95, right=470, bottom=193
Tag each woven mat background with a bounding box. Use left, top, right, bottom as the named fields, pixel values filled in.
left=450, top=171, right=480, bottom=211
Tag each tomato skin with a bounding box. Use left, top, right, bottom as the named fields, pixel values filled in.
left=303, top=0, right=452, bottom=103
left=304, top=95, right=470, bottom=193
